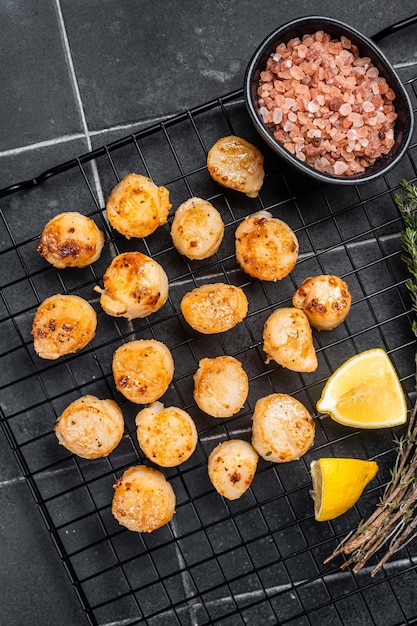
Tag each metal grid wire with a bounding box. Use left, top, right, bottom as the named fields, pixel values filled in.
left=1, top=78, right=417, bottom=626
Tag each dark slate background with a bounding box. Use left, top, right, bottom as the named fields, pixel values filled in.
left=0, top=2, right=416, bottom=624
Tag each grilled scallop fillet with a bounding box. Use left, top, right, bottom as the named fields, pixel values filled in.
left=207, top=135, right=265, bottom=198
left=208, top=439, right=259, bottom=500
left=31, top=294, right=97, bottom=360
left=106, top=172, right=172, bottom=239
left=171, top=197, right=225, bottom=260
left=37, top=211, right=105, bottom=268
left=251, top=393, right=315, bottom=462
left=112, top=465, right=175, bottom=533
left=112, top=339, right=174, bottom=404
left=181, top=282, right=248, bottom=334
left=263, top=307, right=318, bottom=372
left=94, top=251, right=168, bottom=320
left=135, top=401, right=198, bottom=467
left=292, top=274, right=352, bottom=331
left=193, top=355, right=249, bottom=418
left=54, top=395, right=124, bottom=459
left=235, top=210, right=299, bottom=281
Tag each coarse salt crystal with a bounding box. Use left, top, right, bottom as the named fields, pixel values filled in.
left=307, top=100, right=319, bottom=113
left=285, top=97, right=297, bottom=110
left=339, top=102, right=352, bottom=116
left=371, top=82, right=380, bottom=95
left=334, top=161, right=348, bottom=175
left=283, top=121, right=295, bottom=132
left=347, top=129, right=359, bottom=141
left=362, top=101, right=375, bottom=112
left=259, top=107, right=269, bottom=124
left=273, top=107, right=283, bottom=124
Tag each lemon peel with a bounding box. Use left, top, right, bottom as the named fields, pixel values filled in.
left=310, top=457, right=379, bottom=522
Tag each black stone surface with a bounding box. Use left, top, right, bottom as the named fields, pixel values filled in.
left=1, top=2, right=417, bottom=625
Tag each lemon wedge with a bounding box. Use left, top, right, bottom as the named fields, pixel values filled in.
left=316, top=348, right=407, bottom=428
left=310, top=457, right=379, bottom=521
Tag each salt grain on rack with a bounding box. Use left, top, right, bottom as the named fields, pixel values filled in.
left=256, top=30, right=397, bottom=177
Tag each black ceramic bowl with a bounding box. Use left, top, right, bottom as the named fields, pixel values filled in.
left=244, top=16, right=414, bottom=185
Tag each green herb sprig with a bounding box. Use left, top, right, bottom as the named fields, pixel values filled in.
left=324, top=179, right=417, bottom=575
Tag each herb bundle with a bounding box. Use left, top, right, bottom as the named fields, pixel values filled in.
left=325, top=179, right=417, bottom=575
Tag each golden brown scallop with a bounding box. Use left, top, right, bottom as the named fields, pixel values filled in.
left=54, top=395, right=124, bottom=459
left=112, top=465, right=176, bottom=533
left=31, top=294, right=97, bottom=360
left=292, top=274, right=352, bottom=331
left=208, top=439, right=259, bottom=500
left=93, top=251, right=168, bottom=320
left=112, top=339, right=174, bottom=404
left=193, top=355, right=249, bottom=418
left=171, top=197, right=224, bottom=260
left=37, top=211, right=105, bottom=268
left=135, top=401, right=197, bottom=467
left=263, top=307, right=318, bottom=372
left=180, top=282, right=248, bottom=334
left=106, top=172, right=172, bottom=239
left=251, top=393, right=315, bottom=463
left=235, top=210, right=299, bottom=281
left=207, top=135, right=265, bottom=198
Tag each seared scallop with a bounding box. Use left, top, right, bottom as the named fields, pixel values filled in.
left=171, top=197, right=224, bottom=260
left=94, top=251, right=168, bottom=320
left=193, top=355, right=249, bottom=418
left=208, top=439, right=258, bottom=500
left=207, top=135, right=265, bottom=198
left=263, top=307, right=318, bottom=372
left=106, top=172, right=172, bottom=239
left=31, top=294, right=97, bottom=360
left=251, top=393, right=315, bottom=462
left=54, top=395, right=124, bottom=459
left=112, top=465, right=175, bottom=533
left=136, top=401, right=197, bottom=467
left=112, top=339, right=174, bottom=404
left=235, top=210, right=298, bottom=281
left=292, top=275, right=352, bottom=331
left=181, top=282, right=248, bottom=334
left=37, top=211, right=105, bottom=268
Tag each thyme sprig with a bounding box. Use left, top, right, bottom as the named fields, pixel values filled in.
left=324, top=179, right=417, bottom=575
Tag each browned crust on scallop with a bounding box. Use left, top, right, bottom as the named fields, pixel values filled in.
left=207, top=439, right=258, bottom=500
left=112, top=465, right=175, bottom=532
left=180, top=282, right=248, bottom=334
left=106, top=173, right=171, bottom=239
left=235, top=211, right=299, bottom=281
left=94, top=251, right=168, bottom=320
left=207, top=136, right=265, bottom=198
left=251, top=393, right=315, bottom=462
left=193, top=355, right=249, bottom=417
left=31, top=294, right=97, bottom=360
left=292, top=275, right=352, bottom=330
left=54, top=395, right=124, bottom=459
left=37, top=212, right=104, bottom=268
left=112, top=339, right=174, bottom=404
left=262, top=307, right=318, bottom=372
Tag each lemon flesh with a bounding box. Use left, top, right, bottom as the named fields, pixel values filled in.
left=310, top=457, right=379, bottom=521
left=316, top=348, right=407, bottom=428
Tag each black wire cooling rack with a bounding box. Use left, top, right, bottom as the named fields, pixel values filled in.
left=1, top=79, right=417, bottom=626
